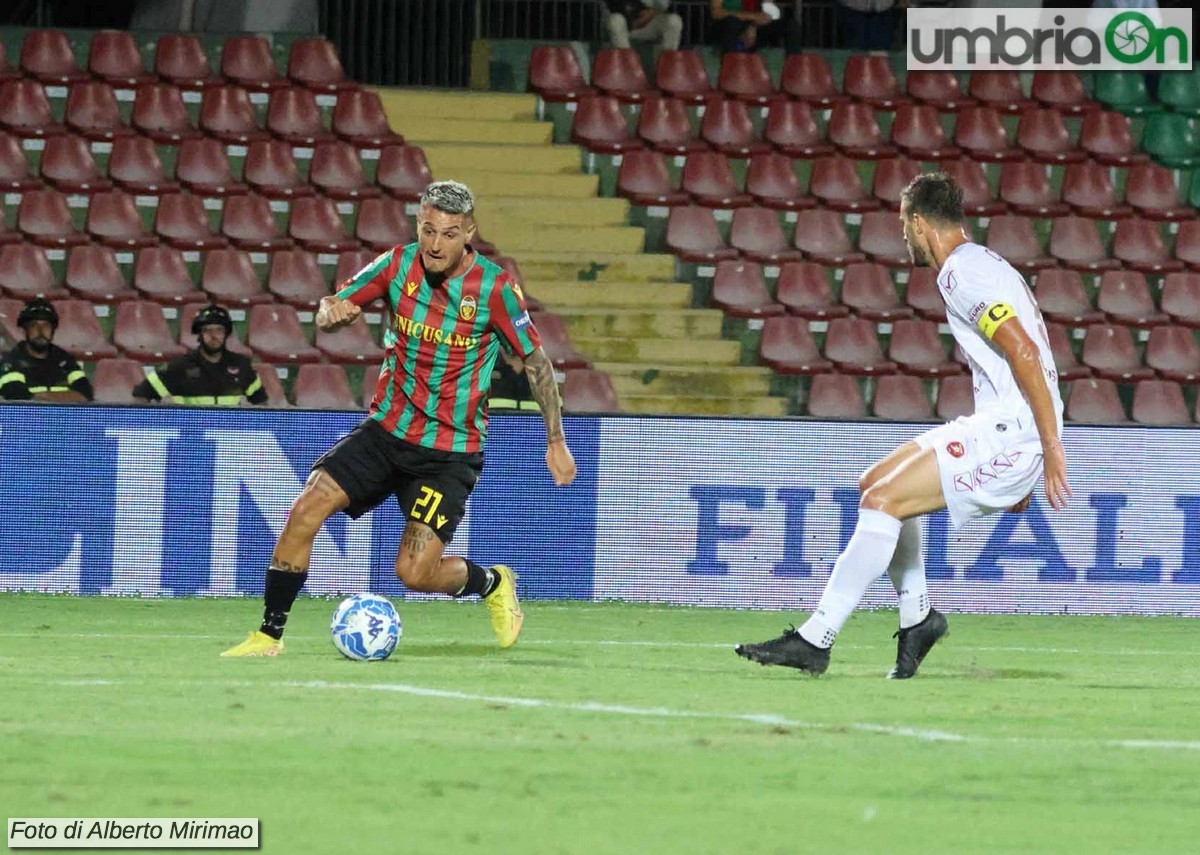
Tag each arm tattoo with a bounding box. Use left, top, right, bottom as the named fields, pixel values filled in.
left=400, top=525, right=435, bottom=559
left=523, top=347, right=565, bottom=444
left=271, top=559, right=308, bottom=573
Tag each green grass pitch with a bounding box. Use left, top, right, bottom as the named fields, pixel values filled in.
left=3, top=593, right=1200, bottom=854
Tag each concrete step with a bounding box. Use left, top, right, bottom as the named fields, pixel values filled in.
left=374, top=88, right=538, bottom=121
left=454, top=172, right=598, bottom=198
left=419, top=144, right=581, bottom=176
left=485, top=223, right=645, bottom=255
left=559, top=309, right=724, bottom=339
left=517, top=252, right=678, bottom=283
left=618, top=393, right=789, bottom=417
left=478, top=196, right=629, bottom=227
left=598, top=363, right=774, bottom=397
left=531, top=281, right=693, bottom=309
left=572, top=336, right=742, bottom=365
left=399, top=117, right=552, bottom=145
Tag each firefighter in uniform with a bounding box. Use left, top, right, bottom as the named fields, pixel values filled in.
left=0, top=298, right=94, bottom=402
left=132, top=304, right=269, bottom=405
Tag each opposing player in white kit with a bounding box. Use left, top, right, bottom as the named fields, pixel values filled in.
left=736, top=172, right=1072, bottom=678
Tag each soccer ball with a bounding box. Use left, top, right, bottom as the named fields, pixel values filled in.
left=330, top=594, right=402, bottom=661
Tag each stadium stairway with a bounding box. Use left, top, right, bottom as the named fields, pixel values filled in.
left=372, top=88, right=785, bottom=416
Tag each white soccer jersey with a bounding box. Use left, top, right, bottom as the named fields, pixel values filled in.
left=936, top=242, right=1064, bottom=432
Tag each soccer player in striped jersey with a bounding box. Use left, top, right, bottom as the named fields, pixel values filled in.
left=737, top=172, right=1072, bottom=678
left=223, top=181, right=576, bottom=657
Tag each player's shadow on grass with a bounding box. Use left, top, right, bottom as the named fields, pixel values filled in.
left=959, top=666, right=1068, bottom=680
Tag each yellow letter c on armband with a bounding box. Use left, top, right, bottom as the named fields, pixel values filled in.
left=977, top=302, right=1016, bottom=339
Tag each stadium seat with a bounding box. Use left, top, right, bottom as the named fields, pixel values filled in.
left=154, top=35, right=221, bottom=90
left=530, top=311, right=589, bottom=369
left=636, top=96, right=705, bottom=155
left=376, top=144, right=432, bottom=202
left=1045, top=322, right=1090, bottom=381
left=253, top=362, right=289, bottom=407
left=0, top=297, right=22, bottom=341
left=935, top=374, right=974, bottom=420
left=1031, top=71, right=1094, bottom=115
left=86, top=190, right=158, bottom=249
left=780, top=53, right=844, bottom=107
left=827, top=102, right=894, bottom=159
left=17, top=189, right=88, bottom=248
left=985, top=215, right=1055, bottom=273
left=1060, top=161, right=1131, bottom=220
left=729, top=208, right=802, bottom=263
left=954, top=106, right=1022, bottom=161
left=841, top=262, right=911, bottom=322
left=39, top=134, right=112, bottom=194
left=857, top=211, right=909, bottom=268
left=591, top=48, right=651, bottom=104
left=201, top=248, right=270, bottom=305
left=266, top=249, right=328, bottom=308
left=355, top=196, right=413, bottom=251
left=967, top=71, right=1032, bottom=115
left=178, top=302, right=251, bottom=355
left=154, top=192, right=229, bottom=250
left=1175, top=221, right=1200, bottom=271
left=1096, top=270, right=1169, bottom=328
left=133, top=245, right=204, bottom=304
left=220, top=36, right=287, bottom=93
left=358, top=361, right=383, bottom=407
left=528, top=46, right=593, bottom=103
left=316, top=318, right=385, bottom=363
left=1065, top=377, right=1128, bottom=423
left=999, top=161, right=1068, bottom=217
left=889, top=103, right=960, bottom=161
left=1081, top=324, right=1154, bottom=382
left=904, top=267, right=945, bottom=322
left=905, top=71, right=972, bottom=112
left=92, top=357, right=148, bottom=404
left=938, top=158, right=1005, bottom=217
left=0, top=78, right=65, bottom=139
left=221, top=194, right=293, bottom=252
left=843, top=55, right=907, bottom=110
left=310, top=141, right=379, bottom=200
left=242, top=139, right=310, bottom=200
left=806, top=372, right=866, bottom=419
left=0, top=131, right=39, bottom=191
left=681, top=150, right=752, bottom=208
left=333, top=249, right=379, bottom=290
left=700, top=97, right=769, bottom=157
left=1132, top=379, right=1191, bottom=425
left=52, top=299, right=118, bottom=358
left=872, top=374, right=934, bottom=420
left=655, top=50, right=714, bottom=104
left=763, top=99, right=833, bottom=158
left=293, top=363, right=357, bottom=409
left=64, top=81, right=134, bottom=142
left=744, top=152, right=813, bottom=212
left=561, top=369, right=621, bottom=413
left=19, top=30, right=87, bottom=84
left=1078, top=109, right=1146, bottom=167
left=287, top=38, right=354, bottom=94
left=711, top=259, right=785, bottom=317
left=1161, top=272, right=1200, bottom=327
left=1016, top=108, right=1085, bottom=164
left=570, top=95, right=643, bottom=154
left=64, top=244, right=137, bottom=302
left=1124, top=163, right=1194, bottom=222
left=113, top=300, right=187, bottom=360
left=131, top=82, right=201, bottom=144
left=200, top=86, right=269, bottom=144
left=0, top=243, right=67, bottom=299
left=287, top=196, right=359, bottom=253
left=1145, top=325, right=1200, bottom=383
left=871, top=157, right=922, bottom=211
left=775, top=261, right=850, bottom=320
left=758, top=315, right=832, bottom=374
left=1048, top=216, right=1119, bottom=273
left=1141, top=113, right=1200, bottom=169
left=108, top=135, right=179, bottom=196
left=616, top=149, right=688, bottom=206
left=1112, top=219, right=1184, bottom=275
left=266, top=87, right=334, bottom=146
left=665, top=205, right=737, bottom=263
left=85, top=31, right=152, bottom=89
left=823, top=317, right=897, bottom=375
left=331, top=89, right=403, bottom=148
left=809, top=155, right=878, bottom=213
left=175, top=136, right=248, bottom=198
left=1094, top=71, right=1159, bottom=117
left=247, top=303, right=321, bottom=363
left=792, top=208, right=865, bottom=265
left=1034, top=268, right=1104, bottom=326
left=718, top=52, right=779, bottom=106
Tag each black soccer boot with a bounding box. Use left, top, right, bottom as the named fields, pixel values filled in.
left=887, top=608, right=949, bottom=680
left=735, top=627, right=831, bottom=675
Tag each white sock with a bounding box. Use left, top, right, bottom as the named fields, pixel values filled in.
left=799, top=509, right=902, bottom=648
left=887, top=518, right=931, bottom=630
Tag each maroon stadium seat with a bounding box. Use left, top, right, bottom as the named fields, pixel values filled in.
left=155, top=35, right=221, bottom=91
left=780, top=53, right=844, bottom=107
left=133, top=245, right=205, bottom=304
left=665, top=205, right=737, bottom=263
left=718, top=52, right=780, bottom=106
left=1081, top=324, right=1154, bottom=381
left=1161, top=272, right=1200, bottom=327
left=681, top=150, right=752, bottom=208
left=316, top=319, right=385, bottom=363
left=376, top=144, right=432, bottom=202
left=92, top=357, right=149, bottom=404
left=0, top=243, right=67, bottom=299
left=266, top=86, right=334, bottom=146
left=108, top=135, right=180, bottom=196
left=39, top=134, right=112, bottom=194
left=935, top=374, right=974, bottom=420
left=287, top=38, right=355, bottom=94
left=201, top=248, right=270, bottom=305
left=637, top=96, right=705, bottom=155
left=1112, top=219, right=1184, bottom=275
left=711, top=259, right=785, bottom=317
left=744, top=151, right=814, bottom=212
left=872, top=374, right=934, bottom=420
left=999, top=161, right=1069, bottom=217
left=530, top=311, right=590, bottom=369
left=528, top=46, right=593, bottom=103
left=200, top=85, right=269, bottom=144
left=154, top=192, right=229, bottom=250
left=253, top=362, right=289, bottom=406
left=776, top=261, right=850, bottom=320
left=700, top=97, right=769, bottom=157
left=20, top=30, right=87, bottom=85
left=616, top=149, right=688, bottom=206
left=827, top=102, right=894, bottom=159
left=355, top=196, right=414, bottom=251
left=1096, top=270, right=1169, bottom=328
left=221, top=194, right=293, bottom=252
left=1124, top=163, right=1194, bottom=222
left=1016, top=108, right=1086, bottom=165
left=1065, top=377, right=1128, bottom=423
left=1048, top=216, right=1119, bottom=273
left=939, top=158, right=1005, bottom=217
left=359, top=361, right=383, bottom=407
left=954, top=106, right=1022, bottom=162
left=0, top=78, right=65, bottom=139
left=888, top=319, right=960, bottom=377
left=0, top=131, right=39, bottom=191
left=247, top=303, right=321, bottom=363
left=591, top=48, right=651, bottom=104
left=88, top=31, right=154, bottom=89
left=1079, top=110, right=1146, bottom=167
left=1060, top=161, right=1132, bottom=220
left=806, top=372, right=866, bottom=419
left=1176, top=221, right=1200, bottom=271
left=759, top=315, right=832, bottom=374
left=17, top=189, right=88, bottom=248
left=890, top=103, right=960, bottom=161
left=792, top=208, right=865, bottom=266
left=176, top=136, right=248, bottom=198
left=1034, top=268, right=1104, bottom=326
left=1031, top=71, right=1095, bottom=116
left=823, top=317, right=897, bottom=375
left=905, top=71, right=972, bottom=112
left=1045, top=322, right=1090, bottom=381
left=242, top=139, right=311, bottom=200
left=809, top=155, right=879, bottom=213
left=986, top=215, right=1055, bottom=273
left=310, top=141, right=380, bottom=201
left=267, top=249, right=329, bottom=308
left=0, top=297, right=23, bottom=341
left=220, top=36, right=287, bottom=93
left=1145, top=325, right=1200, bottom=383
left=1132, top=379, right=1191, bottom=425
left=858, top=211, right=910, bottom=267
left=293, top=363, right=358, bottom=409
left=904, top=267, right=946, bottom=322
left=655, top=50, right=714, bottom=104
left=65, top=244, right=137, bottom=302
left=334, top=249, right=379, bottom=290
left=113, top=299, right=188, bottom=361
left=729, top=208, right=803, bottom=264
left=841, top=262, right=911, bottom=322
left=65, top=80, right=134, bottom=142
left=131, top=83, right=200, bottom=144
left=872, top=157, right=922, bottom=211
left=763, top=99, right=833, bottom=158
left=53, top=299, right=118, bottom=358
left=287, top=196, right=359, bottom=253
left=843, top=54, right=907, bottom=110
left=570, top=95, right=643, bottom=154
left=331, top=89, right=403, bottom=148
left=562, top=369, right=621, bottom=413
left=967, top=71, right=1032, bottom=115
left=86, top=190, right=158, bottom=249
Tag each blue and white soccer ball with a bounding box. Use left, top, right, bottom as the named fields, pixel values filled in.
left=330, top=594, right=402, bottom=661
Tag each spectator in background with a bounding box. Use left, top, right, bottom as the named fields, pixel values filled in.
left=604, top=0, right=684, bottom=53
left=490, top=350, right=542, bottom=412
left=0, top=298, right=93, bottom=403
left=132, top=304, right=268, bottom=406
left=709, top=0, right=802, bottom=55
left=834, top=0, right=900, bottom=53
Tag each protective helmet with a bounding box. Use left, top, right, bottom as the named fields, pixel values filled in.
left=17, top=298, right=59, bottom=330
left=191, top=304, right=234, bottom=335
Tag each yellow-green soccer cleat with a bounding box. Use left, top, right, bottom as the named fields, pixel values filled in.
left=483, top=564, right=524, bottom=649
left=220, top=631, right=285, bottom=658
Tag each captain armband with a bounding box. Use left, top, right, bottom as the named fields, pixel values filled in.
left=977, top=302, right=1016, bottom=339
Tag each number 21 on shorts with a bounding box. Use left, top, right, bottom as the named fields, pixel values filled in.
left=411, top=485, right=444, bottom=524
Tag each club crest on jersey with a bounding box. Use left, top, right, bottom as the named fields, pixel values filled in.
left=405, top=281, right=419, bottom=297
left=947, top=441, right=965, bottom=458
left=512, top=281, right=524, bottom=300
left=459, top=295, right=477, bottom=321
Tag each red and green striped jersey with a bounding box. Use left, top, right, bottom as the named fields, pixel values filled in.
left=336, top=244, right=541, bottom=453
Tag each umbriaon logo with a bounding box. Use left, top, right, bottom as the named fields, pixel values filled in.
left=907, top=8, right=1193, bottom=71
